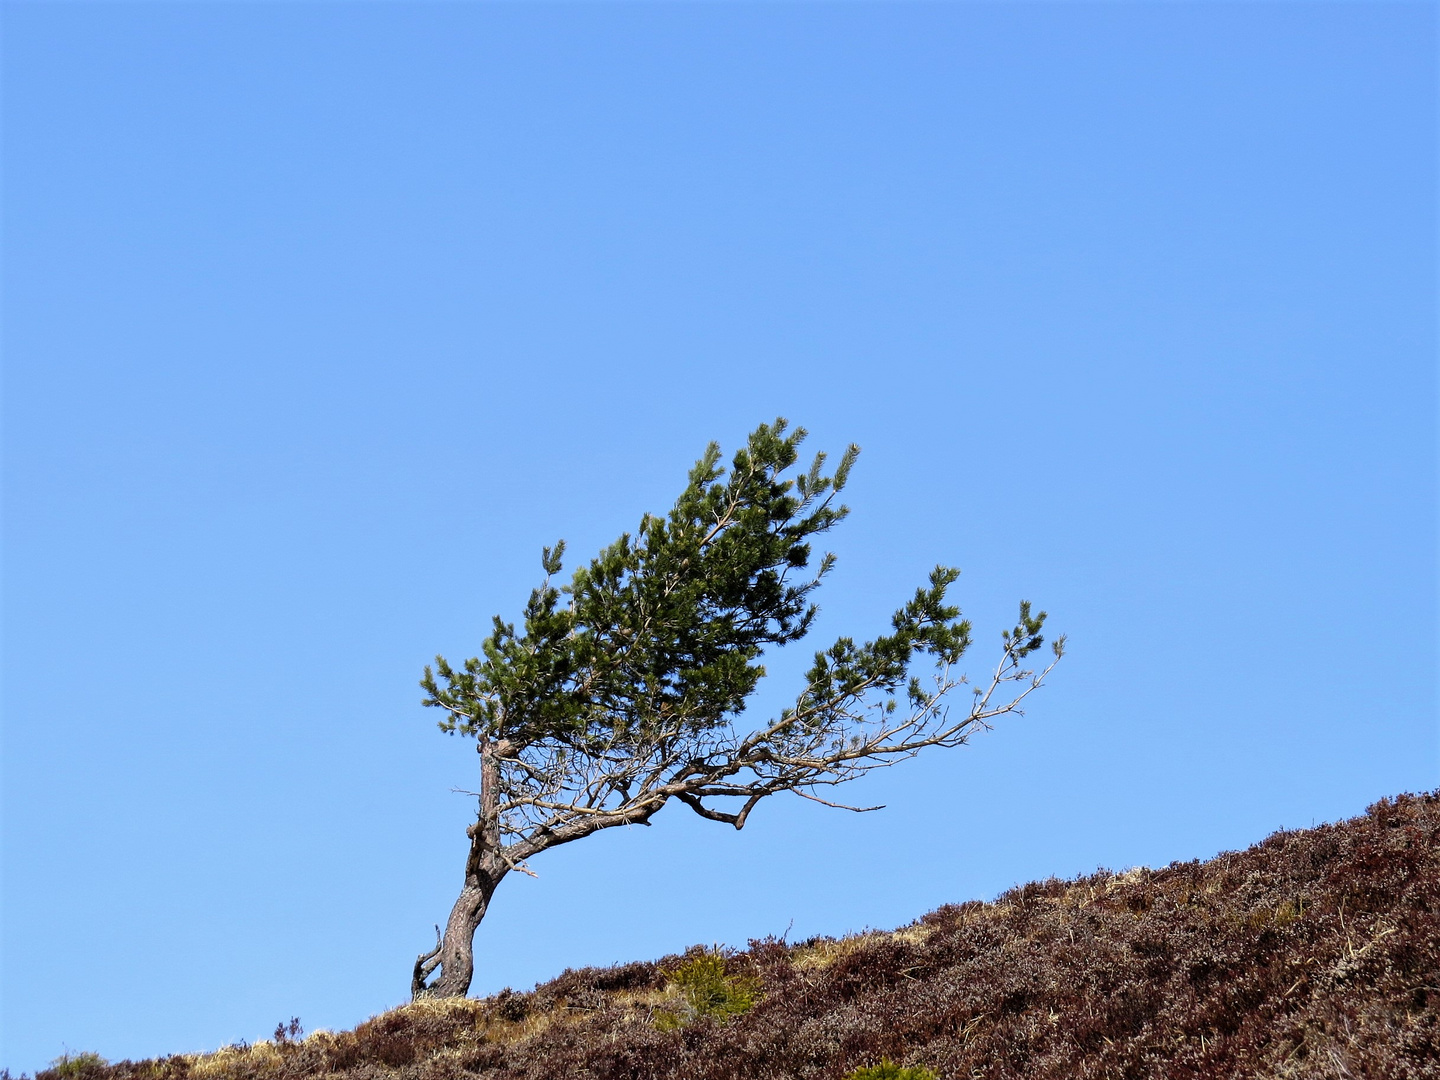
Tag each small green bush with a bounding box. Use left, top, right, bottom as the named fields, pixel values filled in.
left=654, top=950, right=760, bottom=1030
left=47, top=1053, right=108, bottom=1080
left=844, top=1062, right=938, bottom=1080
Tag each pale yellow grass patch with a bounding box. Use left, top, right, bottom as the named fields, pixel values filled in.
left=1108, top=866, right=1151, bottom=889
left=390, top=996, right=490, bottom=1024
left=183, top=1043, right=282, bottom=1080
left=608, top=986, right=673, bottom=1010
left=474, top=1003, right=572, bottom=1046
left=891, top=923, right=935, bottom=946
left=182, top=1027, right=346, bottom=1077
left=792, top=923, right=936, bottom=970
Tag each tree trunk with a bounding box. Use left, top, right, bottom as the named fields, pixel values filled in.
left=412, top=872, right=501, bottom=998
left=412, top=739, right=509, bottom=999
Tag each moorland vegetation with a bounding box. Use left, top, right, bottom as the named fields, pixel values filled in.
left=38, top=791, right=1439, bottom=1080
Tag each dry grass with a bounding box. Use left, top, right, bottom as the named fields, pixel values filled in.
left=792, top=923, right=936, bottom=971
left=181, top=1042, right=285, bottom=1080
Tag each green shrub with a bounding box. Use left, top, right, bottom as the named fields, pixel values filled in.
left=844, top=1062, right=938, bottom=1080
left=654, top=950, right=760, bottom=1030
left=47, top=1053, right=108, bottom=1080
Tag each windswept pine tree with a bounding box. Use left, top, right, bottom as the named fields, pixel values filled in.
left=412, top=420, right=1062, bottom=999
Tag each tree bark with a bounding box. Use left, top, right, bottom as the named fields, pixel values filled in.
left=412, top=739, right=508, bottom=999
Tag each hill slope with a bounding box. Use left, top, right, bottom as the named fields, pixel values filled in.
left=48, top=792, right=1439, bottom=1080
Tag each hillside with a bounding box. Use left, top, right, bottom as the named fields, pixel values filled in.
left=43, top=792, right=1439, bottom=1080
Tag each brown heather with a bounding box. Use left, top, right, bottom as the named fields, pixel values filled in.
left=52, top=792, right=1439, bottom=1080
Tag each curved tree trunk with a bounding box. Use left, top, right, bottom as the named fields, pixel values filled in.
left=413, top=740, right=509, bottom=999
left=412, top=866, right=503, bottom=998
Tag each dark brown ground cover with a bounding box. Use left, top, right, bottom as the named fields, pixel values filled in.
left=52, top=792, right=1440, bottom=1080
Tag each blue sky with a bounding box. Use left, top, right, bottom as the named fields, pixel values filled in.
left=2, top=1, right=1434, bottom=1072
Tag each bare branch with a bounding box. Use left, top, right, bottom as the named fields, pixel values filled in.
left=792, top=789, right=885, bottom=813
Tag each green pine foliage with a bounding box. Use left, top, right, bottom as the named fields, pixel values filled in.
left=422, top=418, right=864, bottom=745
left=653, top=950, right=761, bottom=1030
left=420, top=418, right=995, bottom=752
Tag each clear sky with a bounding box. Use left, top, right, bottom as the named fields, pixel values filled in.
left=2, top=1, right=1434, bottom=1073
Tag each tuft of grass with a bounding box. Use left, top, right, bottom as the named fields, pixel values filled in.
left=184, top=1043, right=282, bottom=1080
left=791, top=924, right=936, bottom=971
left=844, top=1062, right=938, bottom=1080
